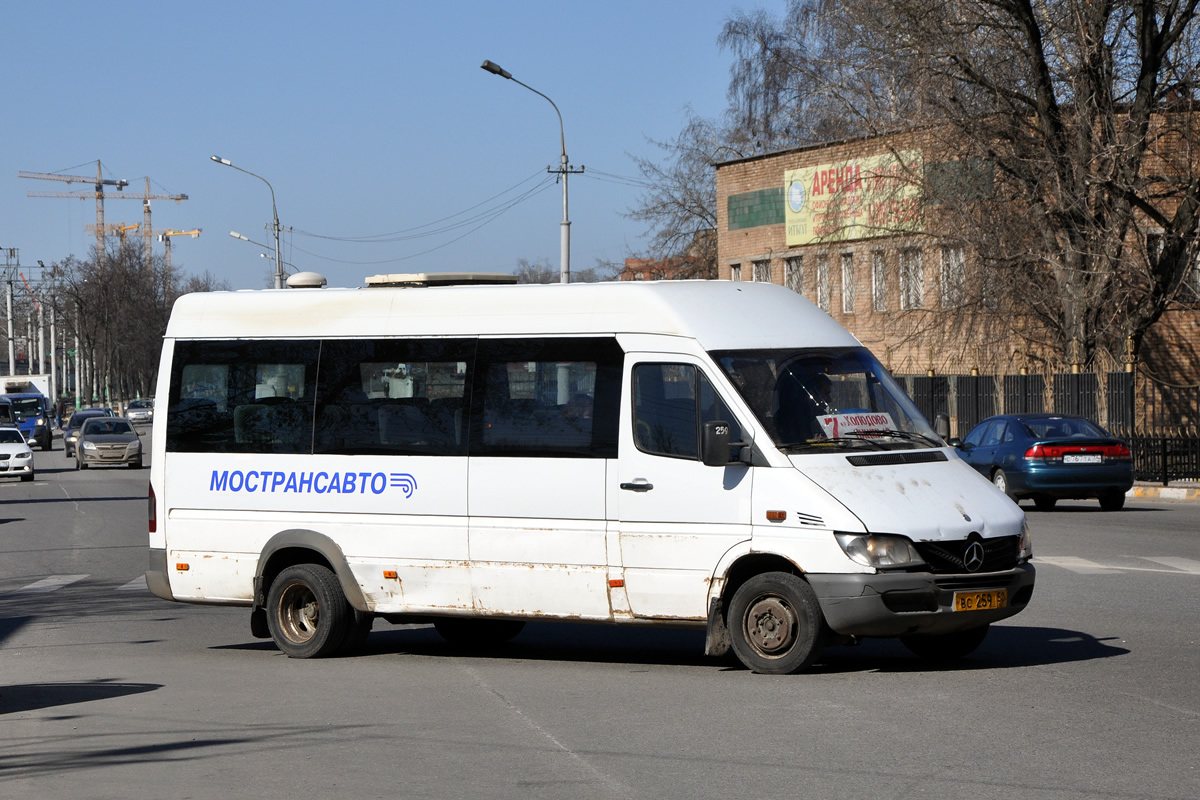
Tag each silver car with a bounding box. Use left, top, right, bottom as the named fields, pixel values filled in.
left=126, top=398, right=155, bottom=425
left=76, top=417, right=143, bottom=469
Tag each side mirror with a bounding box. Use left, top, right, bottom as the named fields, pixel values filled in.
left=702, top=420, right=750, bottom=466
left=933, top=412, right=951, bottom=441
left=948, top=437, right=963, bottom=448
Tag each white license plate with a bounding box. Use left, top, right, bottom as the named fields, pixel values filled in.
left=1063, top=454, right=1102, bottom=464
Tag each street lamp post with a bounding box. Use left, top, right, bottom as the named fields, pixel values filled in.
left=210, top=156, right=286, bottom=289
left=481, top=59, right=583, bottom=284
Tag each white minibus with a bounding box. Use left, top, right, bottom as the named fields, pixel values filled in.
left=146, top=277, right=1034, bottom=674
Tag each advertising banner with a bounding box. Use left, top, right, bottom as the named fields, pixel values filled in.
left=785, top=150, right=923, bottom=246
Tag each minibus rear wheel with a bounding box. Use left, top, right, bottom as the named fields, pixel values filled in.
left=728, top=572, right=825, bottom=674
left=266, top=563, right=352, bottom=658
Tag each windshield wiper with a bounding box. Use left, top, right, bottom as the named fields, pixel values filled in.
left=866, top=429, right=944, bottom=448
left=780, top=436, right=889, bottom=452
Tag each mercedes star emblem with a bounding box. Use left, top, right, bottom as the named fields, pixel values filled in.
left=963, top=541, right=986, bottom=572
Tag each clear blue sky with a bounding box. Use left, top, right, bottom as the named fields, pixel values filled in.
left=1, top=1, right=754, bottom=290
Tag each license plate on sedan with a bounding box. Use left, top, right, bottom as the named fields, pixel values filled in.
left=1063, top=454, right=1102, bottom=464
left=954, top=590, right=1008, bottom=612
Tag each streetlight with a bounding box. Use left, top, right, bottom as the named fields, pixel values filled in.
left=231, top=231, right=297, bottom=280
left=481, top=59, right=583, bottom=284
left=211, top=156, right=286, bottom=289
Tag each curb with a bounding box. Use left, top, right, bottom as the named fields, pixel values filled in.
left=1128, top=485, right=1200, bottom=502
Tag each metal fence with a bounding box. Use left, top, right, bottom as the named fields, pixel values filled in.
left=897, top=370, right=1200, bottom=484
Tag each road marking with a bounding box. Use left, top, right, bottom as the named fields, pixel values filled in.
left=8, top=574, right=89, bottom=594
left=1140, top=557, right=1200, bottom=575
left=117, top=575, right=148, bottom=591
left=1035, top=556, right=1120, bottom=574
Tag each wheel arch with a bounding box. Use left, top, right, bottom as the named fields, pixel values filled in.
left=254, top=529, right=368, bottom=612
left=704, top=549, right=807, bottom=657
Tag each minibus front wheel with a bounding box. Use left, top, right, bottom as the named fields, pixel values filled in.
left=728, top=572, right=826, bottom=674
left=266, top=563, right=352, bottom=658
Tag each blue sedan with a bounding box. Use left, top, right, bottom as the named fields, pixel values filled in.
left=953, top=413, right=1134, bottom=510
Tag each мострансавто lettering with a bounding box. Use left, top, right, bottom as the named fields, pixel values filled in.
left=208, top=470, right=417, bottom=498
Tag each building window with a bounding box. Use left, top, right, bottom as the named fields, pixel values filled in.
left=730, top=264, right=742, bottom=282
left=940, top=246, right=965, bottom=308
left=841, top=253, right=855, bottom=314
left=784, top=257, right=803, bottom=295
left=817, top=255, right=831, bottom=311
left=753, top=259, right=771, bottom=283
left=872, top=251, right=886, bottom=312
left=899, top=248, right=923, bottom=310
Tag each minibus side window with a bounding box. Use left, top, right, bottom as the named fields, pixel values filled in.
left=313, top=338, right=474, bottom=456
left=633, top=364, right=741, bottom=460
left=166, top=340, right=319, bottom=453
left=470, top=338, right=622, bottom=458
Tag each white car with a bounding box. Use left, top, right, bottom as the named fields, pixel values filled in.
left=0, top=426, right=35, bottom=482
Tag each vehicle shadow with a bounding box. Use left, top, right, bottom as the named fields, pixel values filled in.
left=0, top=679, right=161, bottom=715
left=217, top=620, right=1129, bottom=673
left=1021, top=503, right=1159, bottom=514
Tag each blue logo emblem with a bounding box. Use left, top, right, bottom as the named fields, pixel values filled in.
left=788, top=180, right=806, bottom=213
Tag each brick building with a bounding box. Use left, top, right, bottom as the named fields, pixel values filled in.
left=714, top=133, right=1200, bottom=395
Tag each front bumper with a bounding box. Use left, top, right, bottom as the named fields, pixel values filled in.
left=807, top=562, right=1036, bottom=637
left=79, top=446, right=140, bottom=465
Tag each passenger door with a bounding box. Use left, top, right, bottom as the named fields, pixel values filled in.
left=615, top=358, right=753, bottom=620
left=466, top=338, right=624, bottom=620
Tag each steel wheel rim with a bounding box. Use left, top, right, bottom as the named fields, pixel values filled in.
left=993, top=472, right=1006, bottom=493
left=278, top=581, right=320, bottom=644
left=743, top=594, right=797, bottom=656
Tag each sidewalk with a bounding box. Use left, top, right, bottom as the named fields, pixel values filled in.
left=1128, top=481, right=1200, bottom=502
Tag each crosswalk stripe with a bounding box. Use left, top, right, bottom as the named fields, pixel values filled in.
left=117, top=575, right=148, bottom=591
left=9, top=574, right=89, bottom=594
left=1140, top=557, right=1200, bottom=575
left=1034, top=556, right=1120, bottom=574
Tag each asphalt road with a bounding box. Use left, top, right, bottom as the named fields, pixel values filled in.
left=1, top=431, right=1197, bottom=799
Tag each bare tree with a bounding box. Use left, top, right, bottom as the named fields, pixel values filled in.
left=625, top=112, right=749, bottom=279
left=45, top=240, right=230, bottom=402
left=721, top=0, right=1200, bottom=368
left=512, top=257, right=612, bottom=283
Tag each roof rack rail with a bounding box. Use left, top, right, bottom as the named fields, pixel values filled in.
left=364, top=272, right=519, bottom=287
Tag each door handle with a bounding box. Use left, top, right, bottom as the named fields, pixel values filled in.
left=620, top=480, right=654, bottom=492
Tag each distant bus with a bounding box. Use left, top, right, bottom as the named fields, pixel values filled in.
left=146, top=276, right=1034, bottom=673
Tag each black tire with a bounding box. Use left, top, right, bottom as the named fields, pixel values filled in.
left=992, top=469, right=1014, bottom=499
left=129, top=459, right=143, bottom=469
left=901, top=624, right=990, bottom=662
left=21, top=472, right=33, bottom=482
left=339, top=609, right=374, bottom=655
left=76, top=457, right=86, bottom=470
left=433, top=618, right=526, bottom=647
left=1033, top=495, right=1057, bottom=511
left=265, top=564, right=352, bottom=658
left=1099, top=491, right=1126, bottom=511
left=728, top=572, right=826, bottom=674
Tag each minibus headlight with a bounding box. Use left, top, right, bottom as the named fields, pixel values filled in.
left=834, top=532, right=925, bottom=569
left=1017, top=520, right=1033, bottom=563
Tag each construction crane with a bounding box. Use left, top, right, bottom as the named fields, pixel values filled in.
left=156, top=228, right=201, bottom=285
left=22, top=168, right=188, bottom=261
left=18, top=161, right=129, bottom=250
left=84, top=222, right=140, bottom=242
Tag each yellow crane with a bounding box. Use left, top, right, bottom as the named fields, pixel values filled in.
left=156, top=228, right=201, bottom=280
left=84, top=222, right=140, bottom=241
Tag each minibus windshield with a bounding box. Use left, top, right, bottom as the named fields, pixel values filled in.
left=713, top=347, right=942, bottom=453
